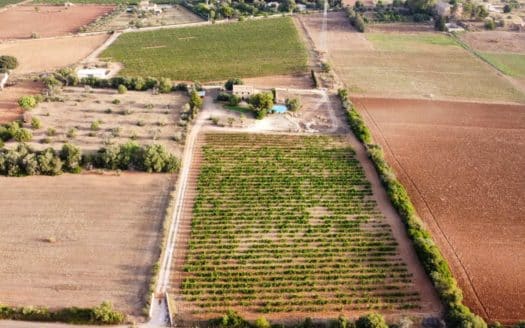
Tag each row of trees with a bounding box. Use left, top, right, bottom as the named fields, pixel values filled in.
left=213, top=310, right=389, bottom=328
left=0, top=142, right=179, bottom=177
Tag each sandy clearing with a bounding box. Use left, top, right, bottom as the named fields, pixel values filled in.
left=0, top=34, right=109, bottom=75
left=0, top=173, right=174, bottom=318
left=0, top=5, right=114, bottom=40
left=353, top=97, right=525, bottom=323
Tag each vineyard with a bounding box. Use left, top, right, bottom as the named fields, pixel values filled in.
left=177, top=133, right=422, bottom=318
left=101, top=17, right=307, bottom=81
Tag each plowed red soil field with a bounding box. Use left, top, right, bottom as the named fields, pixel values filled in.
left=0, top=80, right=42, bottom=123
left=353, top=97, right=525, bottom=323
left=0, top=5, right=114, bottom=40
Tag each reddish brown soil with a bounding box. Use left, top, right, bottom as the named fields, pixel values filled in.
left=0, top=80, right=42, bottom=123
left=0, top=173, right=174, bottom=318
left=0, top=34, right=109, bottom=75
left=353, top=96, right=525, bottom=323
left=0, top=5, right=114, bottom=40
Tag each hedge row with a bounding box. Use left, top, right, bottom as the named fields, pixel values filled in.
left=0, top=301, right=124, bottom=325
left=79, top=76, right=188, bottom=93
left=337, top=89, right=487, bottom=328
left=210, top=310, right=388, bottom=328
left=0, top=142, right=179, bottom=177
left=345, top=7, right=366, bottom=33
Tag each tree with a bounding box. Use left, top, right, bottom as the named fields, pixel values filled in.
left=31, top=117, right=41, bottom=129
left=435, top=16, right=446, bottom=31
left=143, top=144, right=179, bottom=173
left=91, top=302, right=125, bottom=325
left=503, top=4, right=511, bottom=13
left=13, top=128, right=32, bottom=142
left=484, top=18, right=495, bottom=30
left=285, top=98, right=301, bottom=111
left=248, top=92, right=274, bottom=116
left=254, top=317, right=271, bottom=328
left=224, top=78, right=243, bottom=91
left=189, top=90, right=203, bottom=110
left=353, top=13, right=366, bottom=32
left=406, top=0, right=435, bottom=13
left=0, top=55, right=18, bottom=71
left=281, top=0, right=297, bottom=12
left=355, top=313, right=388, bottom=328
left=229, top=95, right=241, bottom=106
left=37, top=148, right=63, bottom=176
left=220, top=4, right=234, bottom=18
left=60, top=143, right=82, bottom=173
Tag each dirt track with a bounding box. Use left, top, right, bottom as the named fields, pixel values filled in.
left=0, top=5, right=114, bottom=40
left=353, top=97, right=525, bottom=323
left=0, top=173, right=174, bottom=318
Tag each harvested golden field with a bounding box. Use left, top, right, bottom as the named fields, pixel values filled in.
left=299, top=12, right=525, bottom=103
left=0, top=35, right=109, bottom=75
left=0, top=173, right=174, bottom=317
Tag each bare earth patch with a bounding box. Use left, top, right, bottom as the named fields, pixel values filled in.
left=0, top=34, right=109, bottom=75
left=353, top=96, right=525, bottom=323
left=460, top=31, right=525, bottom=53
left=0, top=173, right=174, bottom=318
left=0, top=80, right=42, bottom=123
left=0, top=5, right=114, bottom=40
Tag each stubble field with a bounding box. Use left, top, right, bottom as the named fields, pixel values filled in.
left=0, top=173, right=174, bottom=317
left=353, top=97, right=525, bottom=323
left=0, top=5, right=114, bottom=40
left=100, top=17, right=308, bottom=81
left=169, top=133, right=441, bottom=323
left=299, top=12, right=525, bottom=103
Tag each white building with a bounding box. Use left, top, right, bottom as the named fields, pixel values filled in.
left=76, top=68, right=109, bottom=79
left=0, top=73, right=9, bottom=91
left=232, top=85, right=257, bottom=99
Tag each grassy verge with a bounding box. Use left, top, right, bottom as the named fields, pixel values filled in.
left=338, top=89, right=487, bottom=328
left=224, top=104, right=254, bottom=115
left=0, top=302, right=125, bottom=325
left=101, top=17, right=308, bottom=81
left=0, top=0, right=23, bottom=7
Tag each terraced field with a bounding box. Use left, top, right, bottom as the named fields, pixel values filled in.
left=173, top=133, right=425, bottom=320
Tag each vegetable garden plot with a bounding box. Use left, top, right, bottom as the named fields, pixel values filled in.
left=178, top=133, right=422, bottom=317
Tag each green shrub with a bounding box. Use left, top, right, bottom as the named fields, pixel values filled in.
left=253, top=316, right=271, bottom=328
left=356, top=313, right=388, bottom=328
left=285, top=98, right=301, bottom=111
left=117, top=84, right=127, bottom=94
left=0, top=55, right=18, bottom=70
left=229, top=95, right=241, bottom=106
left=31, top=117, right=41, bottom=129
left=158, top=77, right=173, bottom=93
left=90, top=120, right=101, bottom=131
left=13, top=128, right=32, bottom=142
left=112, top=99, right=120, bottom=105
left=66, top=128, right=77, bottom=139
left=18, top=95, right=38, bottom=110
left=217, top=92, right=231, bottom=102
left=249, top=92, right=273, bottom=119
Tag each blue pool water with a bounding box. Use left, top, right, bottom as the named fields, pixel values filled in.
left=272, top=104, right=288, bottom=113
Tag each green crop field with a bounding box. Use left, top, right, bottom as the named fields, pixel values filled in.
left=100, top=17, right=308, bottom=81
left=479, top=52, right=525, bottom=78
left=177, top=133, right=421, bottom=316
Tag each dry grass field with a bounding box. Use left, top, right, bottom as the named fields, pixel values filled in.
left=0, top=5, right=114, bottom=40
left=353, top=97, right=525, bottom=323
left=299, top=12, right=525, bottom=103
left=0, top=35, right=109, bottom=75
left=20, top=86, right=188, bottom=155
left=0, top=172, right=174, bottom=317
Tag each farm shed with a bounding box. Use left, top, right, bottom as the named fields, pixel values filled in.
left=76, top=68, right=109, bottom=79
left=233, top=85, right=257, bottom=99
left=0, top=73, right=9, bottom=91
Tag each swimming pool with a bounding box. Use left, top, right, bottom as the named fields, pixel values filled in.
left=272, top=104, right=288, bottom=113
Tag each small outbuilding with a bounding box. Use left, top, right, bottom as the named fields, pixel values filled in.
left=0, top=73, right=9, bottom=91
left=232, top=85, right=257, bottom=99
left=76, top=68, right=109, bottom=79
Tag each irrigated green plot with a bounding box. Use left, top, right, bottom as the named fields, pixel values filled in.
left=180, top=133, right=421, bottom=316
left=479, top=52, right=525, bottom=78
left=101, top=17, right=308, bottom=81
left=333, top=32, right=525, bottom=103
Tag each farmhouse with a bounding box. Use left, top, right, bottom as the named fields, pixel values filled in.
left=232, top=85, right=257, bottom=99
left=76, top=68, right=109, bottom=79
left=0, top=73, right=8, bottom=91
left=139, top=0, right=162, bottom=14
